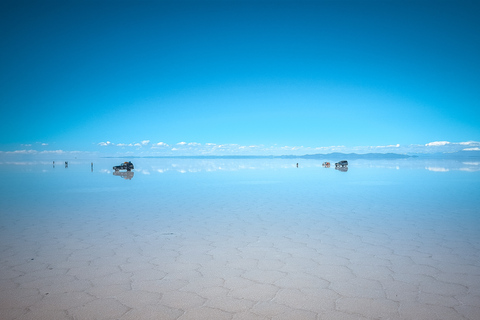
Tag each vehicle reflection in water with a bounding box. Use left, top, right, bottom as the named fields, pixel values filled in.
left=335, top=166, right=348, bottom=172
left=3, top=158, right=478, bottom=174
left=113, top=171, right=134, bottom=180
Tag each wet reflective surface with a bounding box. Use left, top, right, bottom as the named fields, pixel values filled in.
left=0, top=158, right=479, bottom=319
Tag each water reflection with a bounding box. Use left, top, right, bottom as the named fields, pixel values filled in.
left=1, top=158, right=479, bottom=173
left=113, top=171, right=134, bottom=180
left=130, top=158, right=479, bottom=174
left=351, top=159, right=480, bottom=172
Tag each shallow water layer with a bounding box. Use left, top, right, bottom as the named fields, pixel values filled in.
left=1, top=158, right=479, bottom=319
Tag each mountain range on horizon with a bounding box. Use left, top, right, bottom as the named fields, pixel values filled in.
left=109, top=150, right=480, bottom=160
left=299, top=150, right=480, bottom=160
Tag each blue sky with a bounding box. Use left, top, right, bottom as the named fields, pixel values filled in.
left=1, top=0, right=479, bottom=156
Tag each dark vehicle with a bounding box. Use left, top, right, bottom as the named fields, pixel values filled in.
left=335, top=160, right=348, bottom=167
left=113, top=161, right=134, bottom=171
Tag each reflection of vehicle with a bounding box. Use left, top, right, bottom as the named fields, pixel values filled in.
left=322, top=162, right=330, bottom=168
left=113, top=161, right=134, bottom=171
left=113, top=171, right=134, bottom=180
left=335, top=160, right=348, bottom=167
left=335, top=166, right=348, bottom=172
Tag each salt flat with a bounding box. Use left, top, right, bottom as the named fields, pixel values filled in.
left=1, top=158, right=479, bottom=319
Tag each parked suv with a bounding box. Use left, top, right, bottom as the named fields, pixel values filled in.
left=335, top=160, right=348, bottom=167
left=113, top=161, right=134, bottom=171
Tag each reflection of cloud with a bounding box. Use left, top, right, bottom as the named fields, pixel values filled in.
left=460, top=168, right=480, bottom=172
left=463, top=147, right=480, bottom=151
left=99, top=141, right=114, bottom=146
left=426, top=167, right=449, bottom=172
left=3, top=158, right=480, bottom=173
left=4, top=161, right=37, bottom=165
left=141, top=140, right=150, bottom=145
left=1, top=150, right=95, bottom=159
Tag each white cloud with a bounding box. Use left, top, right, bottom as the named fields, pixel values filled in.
left=41, top=143, right=48, bottom=146
left=315, top=146, right=345, bottom=151
left=41, top=139, right=480, bottom=157
left=151, top=142, right=169, bottom=148
left=425, top=141, right=450, bottom=147
left=459, top=141, right=478, bottom=145
left=280, top=145, right=304, bottom=151
left=372, top=144, right=400, bottom=149
left=21, top=144, right=32, bottom=147
left=39, top=150, right=65, bottom=154
left=419, top=141, right=480, bottom=153
left=6, top=150, right=37, bottom=154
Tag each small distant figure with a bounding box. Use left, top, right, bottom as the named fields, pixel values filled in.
left=53, top=161, right=55, bottom=168
left=65, top=161, right=68, bottom=168
left=91, top=162, right=94, bottom=172
left=296, top=163, right=299, bottom=168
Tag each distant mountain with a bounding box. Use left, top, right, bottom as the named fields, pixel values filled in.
left=286, top=151, right=480, bottom=160
left=105, top=151, right=480, bottom=160
left=282, top=152, right=415, bottom=160
left=112, top=153, right=416, bottom=160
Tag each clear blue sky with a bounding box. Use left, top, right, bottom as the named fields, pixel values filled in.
left=1, top=0, right=479, bottom=156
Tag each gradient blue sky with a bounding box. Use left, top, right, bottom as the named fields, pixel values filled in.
left=1, top=0, right=479, bottom=156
